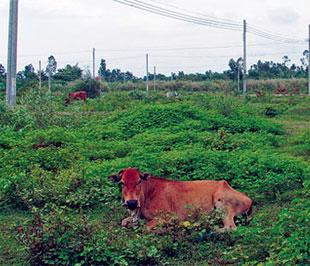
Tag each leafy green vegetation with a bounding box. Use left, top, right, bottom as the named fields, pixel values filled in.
left=0, top=90, right=309, bottom=265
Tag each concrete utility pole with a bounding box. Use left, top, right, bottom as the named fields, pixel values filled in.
left=6, top=0, right=19, bottom=106
left=92, top=48, right=96, bottom=79
left=38, top=60, right=42, bottom=90
left=308, top=24, right=310, bottom=96
left=237, top=64, right=240, bottom=93
left=243, top=19, right=247, bottom=95
left=146, top=53, right=149, bottom=95
left=153, top=66, right=156, bottom=91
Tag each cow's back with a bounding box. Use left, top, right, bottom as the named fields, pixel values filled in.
left=141, top=179, right=224, bottom=220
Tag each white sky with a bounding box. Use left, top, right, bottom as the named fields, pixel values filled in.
left=0, top=0, right=309, bottom=77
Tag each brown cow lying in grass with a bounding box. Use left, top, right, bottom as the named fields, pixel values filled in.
left=109, top=168, right=253, bottom=231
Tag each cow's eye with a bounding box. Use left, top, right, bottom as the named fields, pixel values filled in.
left=137, top=180, right=142, bottom=185
left=120, top=181, right=125, bottom=187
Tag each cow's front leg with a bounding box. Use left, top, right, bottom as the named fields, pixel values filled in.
left=122, top=209, right=140, bottom=227
left=121, top=216, right=134, bottom=227
left=222, top=210, right=237, bottom=231
left=146, top=219, right=157, bottom=231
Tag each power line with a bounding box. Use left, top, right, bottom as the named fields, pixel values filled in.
left=96, top=42, right=305, bottom=53
left=248, top=25, right=306, bottom=44
left=0, top=41, right=304, bottom=61
left=150, top=0, right=240, bottom=25
left=112, top=0, right=242, bottom=31
left=133, top=0, right=241, bottom=27
left=112, top=0, right=307, bottom=44
left=151, top=51, right=303, bottom=59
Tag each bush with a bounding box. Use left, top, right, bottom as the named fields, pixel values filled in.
left=128, top=89, right=147, bottom=100
left=0, top=167, right=117, bottom=210
left=17, top=205, right=230, bottom=266
left=267, top=198, right=310, bottom=264
left=0, top=100, right=35, bottom=131
left=114, top=103, right=204, bottom=137
left=68, top=78, right=108, bottom=98
left=18, top=206, right=97, bottom=266
left=229, top=151, right=306, bottom=201
left=265, top=107, right=279, bottom=117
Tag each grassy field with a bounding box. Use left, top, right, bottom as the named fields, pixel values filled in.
left=0, top=90, right=309, bottom=265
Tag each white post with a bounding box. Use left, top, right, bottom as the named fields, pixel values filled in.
left=308, top=24, right=310, bottom=96
left=237, top=64, right=240, bottom=93
left=6, top=0, right=19, bottom=106
left=93, top=48, right=96, bottom=79
left=153, top=66, right=156, bottom=91
left=146, top=53, right=149, bottom=95
left=243, top=19, right=247, bottom=95
left=39, top=60, right=42, bottom=90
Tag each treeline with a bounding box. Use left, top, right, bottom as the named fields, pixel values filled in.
left=0, top=50, right=308, bottom=91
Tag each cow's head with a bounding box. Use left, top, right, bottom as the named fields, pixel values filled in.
left=109, top=168, right=151, bottom=210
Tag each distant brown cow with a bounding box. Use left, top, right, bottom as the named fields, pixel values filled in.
left=109, top=168, right=253, bottom=231
left=64, top=91, right=87, bottom=105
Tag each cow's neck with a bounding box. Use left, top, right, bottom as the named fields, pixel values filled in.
left=141, top=177, right=158, bottom=205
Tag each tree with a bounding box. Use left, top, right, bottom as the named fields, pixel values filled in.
left=54, top=64, right=82, bottom=81
left=23, top=64, right=37, bottom=81
left=46, top=55, right=57, bottom=75
left=0, top=64, right=5, bottom=79
left=282, top=56, right=291, bottom=67
left=300, top=50, right=309, bottom=69
left=0, top=64, right=5, bottom=91
left=226, top=58, right=243, bottom=80
left=98, top=59, right=111, bottom=81
left=46, top=55, right=57, bottom=91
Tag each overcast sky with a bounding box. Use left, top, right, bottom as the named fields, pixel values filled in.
left=0, top=0, right=309, bottom=76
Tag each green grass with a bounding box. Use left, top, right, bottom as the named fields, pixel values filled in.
left=0, top=91, right=309, bottom=265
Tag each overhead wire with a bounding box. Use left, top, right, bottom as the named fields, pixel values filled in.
left=132, top=0, right=241, bottom=27
left=150, top=0, right=240, bottom=24
left=112, top=0, right=307, bottom=44
left=247, top=25, right=306, bottom=44
left=112, top=0, right=242, bottom=31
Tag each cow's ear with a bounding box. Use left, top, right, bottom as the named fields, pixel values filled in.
left=141, top=173, right=151, bottom=180
left=118, top=169, right=125, bottom=177
left=108, top=174, right=121, bottom=183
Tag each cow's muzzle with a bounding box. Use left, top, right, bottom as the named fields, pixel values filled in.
left=125, top=200, right=138, bottom=210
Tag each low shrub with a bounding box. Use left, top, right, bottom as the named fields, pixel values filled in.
left=17, top=205, right=230, bottom=266
left=68, top=78, right=108, bottom=98
left=265, top=107, right=279, bottom=117
left=0, top=100, right=35, bottom=131
left=267, top=198, right=310, bottom=264
left=128, top=89, right=147, bottom=100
